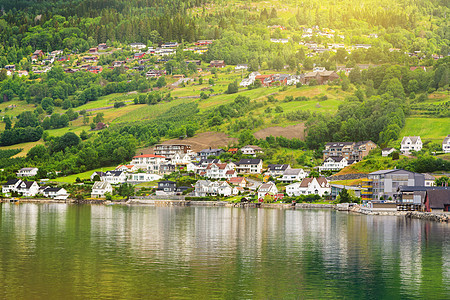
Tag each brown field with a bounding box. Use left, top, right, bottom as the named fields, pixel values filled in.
left=137, top=131, right=238, bottom=154
left=253, top=123, right=306, bottom=140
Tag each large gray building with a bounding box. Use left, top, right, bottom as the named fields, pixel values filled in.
left=364, top=169, right=425, bottom=201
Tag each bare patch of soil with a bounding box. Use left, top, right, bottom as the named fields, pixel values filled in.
left=253, top=123, right=306, bottom=140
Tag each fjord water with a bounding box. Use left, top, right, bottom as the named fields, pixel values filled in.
left=0, top=204, right=448, bottom=299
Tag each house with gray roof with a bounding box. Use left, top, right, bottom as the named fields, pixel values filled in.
left=91, top=181, right=113, bottom=198
left=442, top=134, right=450, bottom=153
left=400, top=136, right=422, bottom=154
left=17, top=167, right=39, bottom=177
left=280, top=169, right=308, bottom=183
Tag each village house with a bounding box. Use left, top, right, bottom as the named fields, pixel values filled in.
left=157, top=180, right=177, bottom=195
left=171, top=152, right=192, bottom=165
left=442, top=135, right=450, bottom=153
left=217, top=181, right=235, bottom=197
left=240, top=145, right=263, bottom=156
left=266, top=164, right=290, bottom=177
left=82, top=56, right=98, bottom=62
left=423, top=190, right=450, bottom=212
left=270, top=38, right=289, bottom=43
left=423, top=173, right=436, bottom=187
left=162, top=42, right=178, bottom=48
left=91, top=181, right=113, bottom=198
left=146, top=70, right=166, bottom=78
left=209, top=60, right=226, bottom=68
left=235, top=64, right=248, bottom=70
left=99, top=171, right=127, bottom=184
left=228, top=177, right=247, bottom=188
left=31, top=50, right=45, bottom=61
left=158, top=164, right=176, bottom=175
left=302, top=70, right=339, bottom=85
left=87, top=66, right=102, bottom=74
left=400, top=136, right=422, bottom=154
left=205, top=163, right=234, bottom=179
left=257, top=182, right=278, bottom=199
left=382, top=148, right=396, bottom=157
left=98, top=43, right=108, bottom=50
left=198, top=148, right=224, bottom=160
left=4, top=64, right=15, bottom=70
left=17, top=167, right=39, bottom=177
left=280, top=169, right=308, bottom=183
left=286, top=177, right=330, bottom=197
left=194, top=180, right=211, bottom=197
left=2, top=179, right=23, bottom=195
left=89, top=47, right=98, bottom=53
left=127, top=173, right=162, bottom=183
left=195, top=40, right=214, bottom=46
left=235, top=159, right=263, bottom=174
left=41, top=187, right=69, bottom=200
left=154, top=144, right=192, bottom=158
left=227, top=148, right=238, bottom=154
left=323, top=141, right=377, bottom=161
left=16, top=70, right=29, bottom=77
left=115, top=165, right=138, bottom=172
left=3, top=180, right=40, bottom=197
left=130, top=154, right=167, bottom=172
left=319, top=156, right=354, bottom=172
left=134, top=52, right=145, bottom=59
left=129, top=43, right=147, bottom=50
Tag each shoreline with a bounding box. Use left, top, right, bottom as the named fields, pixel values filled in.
left=1, top=198, right=448, bottom=223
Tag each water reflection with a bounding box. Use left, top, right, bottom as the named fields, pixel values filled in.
left=0, top=203, right=449, bottom=299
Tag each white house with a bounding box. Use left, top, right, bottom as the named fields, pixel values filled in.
left=130, top=154, right=167, bottom=171
left=280, top=169, right=308, bottom=183
left=257, top=182, right=278, bottom=199
left=235, top=159, right=263, bottom=174
left=101, top=171, right=127, bottom=184
left=382, top=148, right=396, bottom=157
left=235, top=64, right=248, bottom=70
left=286, top=177, right=330, bottom=197
left=318, top=156, right=353, bottom=172
left=129, top=43, right=146, bottom=50
left=205, top=163, right=234, bottom=179
left=286, top=75, right=301, bottom=86
left=217, top=181, right=234, bottom=197
left=91, top=181, right=113, bottom=198
left=127, top=173, right=162, bottom=183
left=17, top=167, right=39, bottom=177
left=2, top=179, right=23, bottom=195
left=12, top=180, right=40, bottom=197
left=400, top=136, right=422, bottom=154
left=194, top=180, right=212, bottom=197
left=266, top=164, right=290, bottom=177
left=240, top=78, right=255, bottom=87
left=171, top=152, right=192, bottom=165
left=42, top=187, right=69, bottom=200
left=442, top=135, right=450, bottom=153
left=240, top=145, right=263, bottom=156
left=115, top=165, right=138, bottom=172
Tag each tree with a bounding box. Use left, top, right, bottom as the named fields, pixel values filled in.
left=3, top=115, right=12, bottom=130
left=155, top=76, right=166, bottom=88
left=117, top=183, right=135, bottom=200
left=226, top=81, right=238, bottom=94
left=348, top=66, right=361, bottom=84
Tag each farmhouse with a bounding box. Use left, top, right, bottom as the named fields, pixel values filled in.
left=91, top=181, right=113, bottom=198
left=286, top=177, right=330, bottom=197
left=209, top=60, right=226, bottom=68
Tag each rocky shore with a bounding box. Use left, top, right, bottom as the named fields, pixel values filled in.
left=405, top=211, right=449, bottom=223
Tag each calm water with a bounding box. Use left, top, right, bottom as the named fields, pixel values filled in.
left=0, top=203, right=449, bottom=299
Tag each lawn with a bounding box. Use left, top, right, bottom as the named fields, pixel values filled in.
left=400, top=117, right=450, bottom=143
left=52, top=166, right=116, bottom=183
left=76, top=93, right=137, bottom=111
left=0, top=100, right=36, bottom=118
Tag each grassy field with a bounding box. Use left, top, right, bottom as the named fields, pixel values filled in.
left=52, top=166, right=116, bottom=183
left=400, top=117, right=450, bottom=143
left=0, top=140, right=45, bottom=157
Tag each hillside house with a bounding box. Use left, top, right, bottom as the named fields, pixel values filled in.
left=266, top=164, right=290, bottom=177
left=286, top=177, right=330, bottom=197
left=319, top=156, right=354, bottom=172
left=400, top=136, right=422, bottom=154
left=17, top=167, right=39, bottom=177
left=91, top=181, right=113, bottom=198
left=89, top=47, right=98, bottom=53
left=154, top=144, right=192, bottom=158
left=131, top=154, right=167, bottom=171
left=423, top=173, right=435, bottom=187
left=235, top=159, right=263, bottom=174
left=209, top=60, right=226, bottom=68
left=127, top=173, right=162, bottom=183
left=2, top=179, right=23, bottom=195
left=442, top=135, right=450, bottom=153
left=171, top=152, right=192, bottom=165
left=228, top=177, right=247, bottom=188
left=303, top=70, right=339, bottom=85
left=240, top=145, right=263, bottom=156
left=382, top=148, right=396, bottom=157
left=115, top=165, right=138, bottom=172
left=196, top=40, right=213, bottom=46
left=100, top=171, right=127, bottom=184
left=257, top=182, right=278, bottom=199
left=235, top=64, right=248, bottom=70
left=280, top=169, right=308, bottom=183
left=198, top=148, right=224, bottom=159
left=162, top=42, right=178, bottom=48
left=98, top=43, right=108, bottom=50
left=41, top=187, right=69, bottom=200
left=134, top=52, right=145, bottom=59
left=129, top=43, right=147, bottom=50
left=323, top=141, right=376, bottom=161
left=205, top=163, right=233, bottom=179
left=146, top=70, right=166, bottom=78
left=31, top=50, right=44, bottom=61
left=5, top=65, right=15, bottom=70
left=82, top=56, right=98, bottom=62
